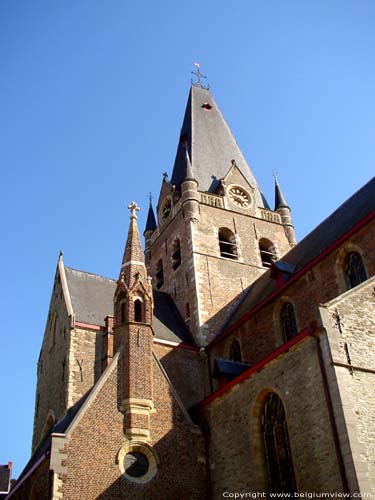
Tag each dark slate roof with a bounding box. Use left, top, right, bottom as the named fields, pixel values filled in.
left=144, top=202, right=157, bottom=234
left=170, top=85, right=266, bottom=207
left=64, top=267, right=194, bottom=345
left=65, top=267, right=116, bottom=326
left=213, top=358, right=251, bottom=378
left=153, top=290, right=193, bottom=344
left=15, top=393, right=90, bottom=482
left=0, top=464, right=10, bottom=493
left=226, top=176, right=375, bottom=329
left=274, top=179, right=289, bottom=209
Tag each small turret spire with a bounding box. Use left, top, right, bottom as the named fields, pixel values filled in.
left=273, top=172, right=289, bottom=210
left=181, top=144, right=196, bottom=183
left=120, top=202, right=146, bottom=287
left=144, top=195, right=157, bottom=234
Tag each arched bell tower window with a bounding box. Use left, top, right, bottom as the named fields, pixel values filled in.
left=259, top=239, right=277, bottom=267
left=218, top=228, right=238, bottom=260
left=261, top=393, right=296, bottom=493
left=134, top=299, right=143, bottom=323
left=229, top=339, right=242, bottom=363
left=281, top=302, right=298, bottom=342
left=172, top=239, right=181, bottom=270
left=155, top=260, right=164, bottom=289
left=344, top=252, right=367, bottom=289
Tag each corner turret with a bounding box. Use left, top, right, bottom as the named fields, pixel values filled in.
left=274, top=176, right=296, bottom=246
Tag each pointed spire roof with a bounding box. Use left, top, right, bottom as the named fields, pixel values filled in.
left=274, top=176, right=289, bottom=210
left=170, top=85, right=266, bottom=207
left=181, top=144, right=196, bottom=182
left=144, top=198, right=157, bottom=234
left=120, top=202, right=146, bottom=286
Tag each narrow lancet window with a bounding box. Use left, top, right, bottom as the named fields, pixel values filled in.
left=155, top=260, right=164, bottom=289
left=261, top=393, right=296, bottom=493
left=134, top=299, right=143, bottom=323
left=120, top=301, right=126, bottom=324
left=172, top=239, right=182, bottom=270
left=281, top=302, right=298, bottom=341
left=218, top=228, right=238, bottom=259
left=229, top=339, right=242, bottom=363
left=344, top=252, right=367, bottom=289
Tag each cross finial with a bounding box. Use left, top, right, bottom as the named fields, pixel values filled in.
left=149, top=192, right=153, bottom=206
left=128, top=201, right=140, bottom=219
left=191, top=62, right=210, bottom=90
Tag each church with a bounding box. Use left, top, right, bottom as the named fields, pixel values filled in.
left=8, top=79, right=375, bottom=499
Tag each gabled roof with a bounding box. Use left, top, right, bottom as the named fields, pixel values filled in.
left=224, top=175, right=375, bottom=330
left=170, top=85, right=266, bottom=207
left=64, top=267, right=194, bottom=345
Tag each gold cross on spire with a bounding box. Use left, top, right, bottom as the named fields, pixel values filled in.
left=128, top=201, right=140, bottom=219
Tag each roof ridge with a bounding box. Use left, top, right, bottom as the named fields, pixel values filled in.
left=64, top=266, right=116, bottom=282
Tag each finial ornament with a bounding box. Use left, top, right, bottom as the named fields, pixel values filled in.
left=162, top=172, right=168, bottom=180
left=191, top=62, right=210, bottom=90
left=149, top=192, right=153, bottom=205
left=128, top=201, right=140, bottom=219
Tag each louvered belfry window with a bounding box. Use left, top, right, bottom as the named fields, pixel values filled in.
left=261, top=393, right=296, bottom=494
left=281, top=303, right=298, bottom=341
left=218, top=228, right=238, bottom=259
left=344, top=252, right=367, bottom=289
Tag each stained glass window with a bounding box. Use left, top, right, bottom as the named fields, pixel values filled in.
left=344, top=252, right=367, bottom=289
left=261, top=393, right=296, bottom=493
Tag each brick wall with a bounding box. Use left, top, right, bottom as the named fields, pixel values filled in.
left=56, top=350, right=207, bottom=500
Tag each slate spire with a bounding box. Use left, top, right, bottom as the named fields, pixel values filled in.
left=181, top=144, right=196, bottom=183
left=274, top=176, right=289, bottom=210
left=144, top=198, right=157, bottom=234
left=170, top=85, right=266, bottom=207
left=120, top=202, right=146, bottom=287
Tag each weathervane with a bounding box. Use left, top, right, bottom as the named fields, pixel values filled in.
left=272, top=169, right=279, bottom=184
left=191, top=62, right=210, bottom=90
left=128, top=201, right=140, bottom=219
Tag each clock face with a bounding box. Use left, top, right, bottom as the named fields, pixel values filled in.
left=228, top=186, right=251, bottom=208
left=160, top=198, right=172, bottom=221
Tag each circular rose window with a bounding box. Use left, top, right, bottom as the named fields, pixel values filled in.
left=124, top=452, right=149, bottom=478
left=117, top=442, right=158, bottom=484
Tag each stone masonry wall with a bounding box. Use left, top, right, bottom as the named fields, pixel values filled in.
left=33, top=271, right=72, bottom=452
left=211, top=219, right=375, bottom=371
left=204, top=337, right=344, bottom=495
left=324, top=276, right=375, bottom=496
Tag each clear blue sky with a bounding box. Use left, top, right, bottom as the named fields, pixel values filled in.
left=1, top=0, right=374, bottom=478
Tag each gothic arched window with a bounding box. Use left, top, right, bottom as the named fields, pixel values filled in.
left=229, top=339, right=242, bottom=363
left=281, top=302, right=298, bottom=342
left=134, top=299, right=143, bottom=323
left=259, top=239, right=277, bottom=267
left=172, top=239, right=181, bottom=270
left=218, top=228, right=238, bottom=260
left=261, top=393, right=296, bottom=494
left=155, top=260, right=164, bottom=289
left=344, top=252, right=367, bottom=289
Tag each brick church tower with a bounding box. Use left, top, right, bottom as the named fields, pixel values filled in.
left=145, top=83, right=296, bottom=345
